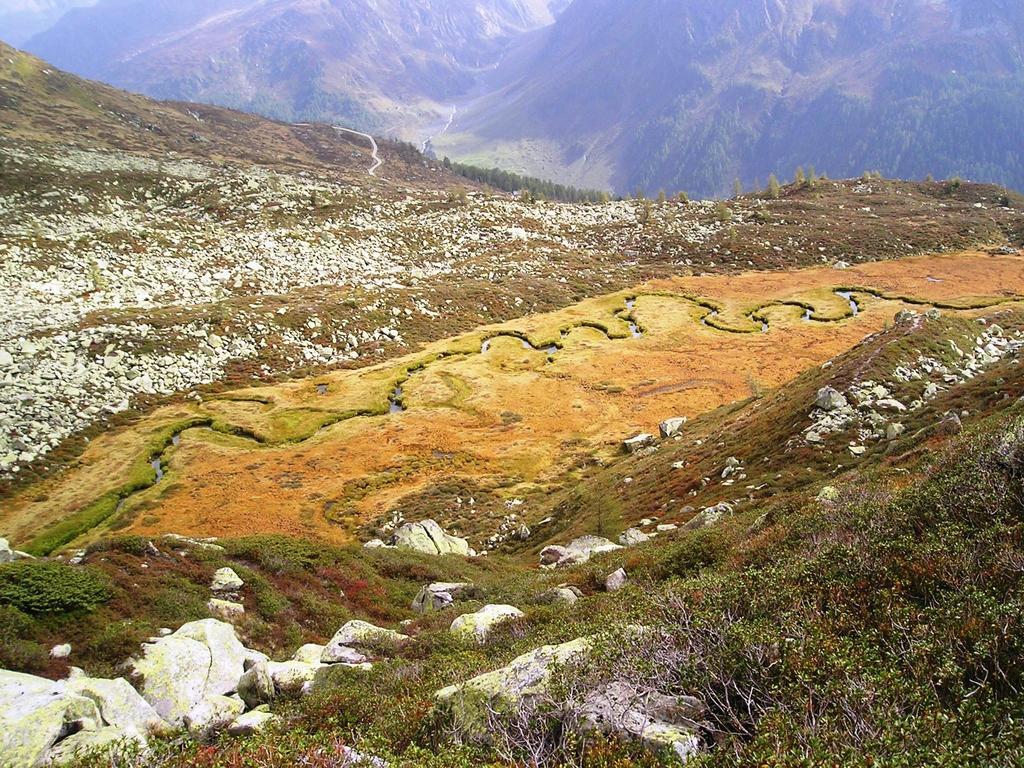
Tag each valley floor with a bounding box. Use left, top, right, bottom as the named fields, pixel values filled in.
left=4, top=249, right=1022, bottom=560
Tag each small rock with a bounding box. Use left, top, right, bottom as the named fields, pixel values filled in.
left=210, top=567, right=244, bottom=592
left=623, top=433, right=655, bottom=453
left=605, top=568, right=627, bottom=592
left=815, top=386, right=848, bottom=411
left=207, top=598, right=244, bottom=620
left=618, top=528, right=649, bottom=547
left=49, top=643, right=71, bottom=659
left=228, top=709, right=281, bottom=736
left=659, top=417, right=687, bottom=438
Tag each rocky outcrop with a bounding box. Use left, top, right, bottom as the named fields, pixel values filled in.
left=623, top=433, right=655, bottom=453
left=435, top=632, right=704, bottom=762
left=210, top=567, right=244, bottom=592
left=450, top=605, right=525, bottom=643
left=321, top=620, right=409, bottom=663
left=540, top=534, right=623, bottom=568
left=412, top=582, right=472, bottom=613
left=129, top=619, right=246, bottom=726
left=579, top=681, right=703, bottom=762
left=659, top=417, right=687, bottom=438
left=391, top=520, right=473, bottom=556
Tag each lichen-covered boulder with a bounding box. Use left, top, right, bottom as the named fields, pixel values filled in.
left=172, top=619, right=247, bottom=696
left=46, top=726, right=133, bottom=766
left=538, top=585, right=583, bottom=605
left=450, top=605, right=525, bottom=643
left=412, top=582, right=472, bottom=613
left=207, top=598, right=244, bottom=620
left=0, top=670, right=102, bottom=768
left=434, top=636, right=594, bottom=741
left=183, top=694, right=244, bottom=736
left=392, top=519, right=471, bottom=556
left=129, top=637, right=212, bottom=726
left=237, top=661, right=275, bottom=709
left=228, top=709, right=281, bottom=736
left=618, top=528, right=650, bottom=547
left=579, top=681, right=703, bottom=762
left=291, top=644, right=327, bottom=666
left=210, top=567, right=244, bottom=592
left=266, top=661, right=320, bottom=695
left=321, top=620, right=409, bottom=662
left=67, top=676, right=169, bottom=740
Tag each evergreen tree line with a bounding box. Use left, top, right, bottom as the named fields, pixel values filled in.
left=442, top=157, right=609, bottom=203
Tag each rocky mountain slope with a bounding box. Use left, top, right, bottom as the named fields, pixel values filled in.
left=2, top=45, right=1024, bottom=768
left=22, top=0, right=563, bottom=134
left=438, top=0, right=1024, bottom=196
left=0, top=0, right=96, bottom=46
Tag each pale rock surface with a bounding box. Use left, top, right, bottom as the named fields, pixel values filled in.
left=228, top=709, right=281, bottom=736
left=210, top=567, right=244, bottom=592
left=392, top=519, right=472, bottom=556
left=659, top=417, right=687, bottom=438
left=0, top=670, right=102, bottom=768
left=605, top=568, right=628, bottom=592
left=321, top=620, right=409, bottom=662
left=450, top=604, right=525, bottom=643
left=412, top=582, right=472, bottom=613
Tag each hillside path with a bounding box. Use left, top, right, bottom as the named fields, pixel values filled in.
left=293, top=122, right=382, bottom=176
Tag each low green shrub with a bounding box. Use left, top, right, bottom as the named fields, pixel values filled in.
left=0, top=561, right=111, bottom=614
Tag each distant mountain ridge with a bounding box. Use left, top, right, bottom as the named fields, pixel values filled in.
left=438, top=0, right=1024, bottom=196
left=23, top=0, right=564, bottom=133
left=17, top=0, right=1024, bottom=197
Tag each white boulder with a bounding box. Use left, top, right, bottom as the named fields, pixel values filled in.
left=450, top=605, right=525, bottom=643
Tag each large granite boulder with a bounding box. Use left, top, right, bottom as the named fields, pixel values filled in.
left=67, top=676, right=169, bottom=741
left=412, top=582, right=472, bottom=613
left=435, top=636, right=595, bottom=740
left=128, top=637, right=211, bottom=726
left=321, top=620, right=409, bottom=663
left=579, top=681, right=703, bottom=762
left=450, top=605, right=525, bottom=643
left=392, top=520, right=472, bottom=556
left=0, top=670, right=103, bottom=767
left=129, top=619, right=246, bottom=726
